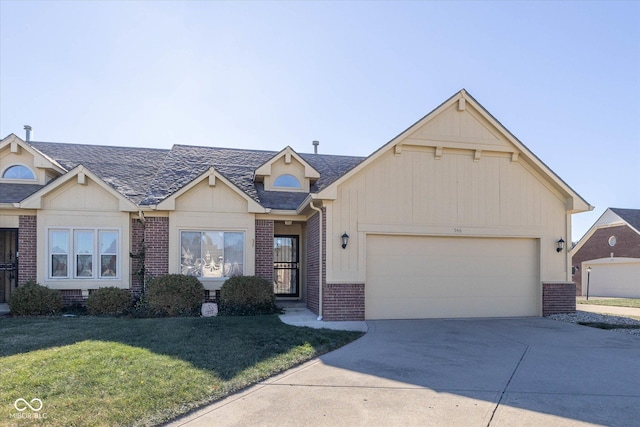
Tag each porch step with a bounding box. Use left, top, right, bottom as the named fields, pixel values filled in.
left=0, top=303, right=9, bottom=315
left=276, top=300, right=306, bottom=309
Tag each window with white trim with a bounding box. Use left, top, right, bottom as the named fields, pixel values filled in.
left=48, top=228, right=119, bottom=279
left=2, top=165, right=35, bottom=180
left=273, top=174, right=301, bottom=189
left=180, top=231, right=244, bottom=279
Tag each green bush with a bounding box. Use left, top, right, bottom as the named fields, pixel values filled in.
left=87, top=287, right=132, bottom=316
left=219, top=276, right=278, bottom=316
left=8, top=281, right=63, bottom=316
left=146, top=274, right=205, bottom=317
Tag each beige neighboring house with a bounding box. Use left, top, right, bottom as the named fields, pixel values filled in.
left=571, top=208, right=640, bottom=298
left=0, top=90, right=592, bottom=319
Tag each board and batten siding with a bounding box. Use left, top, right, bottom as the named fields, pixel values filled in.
left=325, top=103, right=570, bottom=285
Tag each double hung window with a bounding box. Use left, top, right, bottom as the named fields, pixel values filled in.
left=48, top=228, right=119, bottom=279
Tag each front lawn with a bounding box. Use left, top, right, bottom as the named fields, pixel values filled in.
left=577, top=298, right=640, bottom=308
left=0, top=316, right=362, bottom=426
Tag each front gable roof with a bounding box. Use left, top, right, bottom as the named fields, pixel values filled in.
left=316, top=89, right=592, bottom=214
left=155, top=166, right=267, bottom=213
left=570, top=207, right=640, bottom=254
left=254, top=146, right=321, bottom=181
left=20, top=165, right=138, bottom=212
left=0, top=134, right=66, bottom=174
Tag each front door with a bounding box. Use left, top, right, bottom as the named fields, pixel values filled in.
left=0, top=229, right=18, bottom=304
left=273, top=235, right=299, bottom=298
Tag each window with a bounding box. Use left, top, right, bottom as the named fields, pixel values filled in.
left=2, top=165, right=35, bottom=180
left=48, top=228, right=119, bottom=279
left=273, top=174, right=301, bottom=189
left=180, top=231, right=244, bottom=278
left=608, top=236, right=617, bottom=247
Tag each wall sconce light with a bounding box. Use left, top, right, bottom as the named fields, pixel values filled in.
left=341, top=232, right=349, bottom=249
left=556, top=238, right=565, bottom=253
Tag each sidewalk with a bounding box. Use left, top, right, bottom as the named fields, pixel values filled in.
left=278, top=306, right=368, bottom=332
left=576, top=297, right=640, bottom=317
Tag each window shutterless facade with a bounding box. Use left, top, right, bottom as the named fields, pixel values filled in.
left=48, top=228, right=120, bottom=279
left=180, top=230, right=244, bottom=279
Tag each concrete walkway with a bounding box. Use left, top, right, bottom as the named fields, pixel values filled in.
left=168, top=317, right=640, bottom=427
left=575, top=297, right=640, bottom=318
left=278, top=306, right=368, bottom=332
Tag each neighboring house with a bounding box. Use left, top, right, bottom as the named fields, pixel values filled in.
left=0, top=90, right=592, bottom=320
left=571, top=208, right=640, bottom=298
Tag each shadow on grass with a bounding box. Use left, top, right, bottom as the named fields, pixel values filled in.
left=0, top=315, right=362, bottom=381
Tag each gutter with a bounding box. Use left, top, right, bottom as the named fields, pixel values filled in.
left=309, top=200, right=323, bottom=321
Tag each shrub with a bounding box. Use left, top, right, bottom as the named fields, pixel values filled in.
left=146, top=274, right=205, bottom=317
left=219, top=276, right=278, bottom=316
left=87, top=287, right=132, bottom=316
left=8, top=281, right=63, bottom=316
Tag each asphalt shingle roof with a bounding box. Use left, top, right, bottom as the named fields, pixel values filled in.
left=0, top=183, right=44, bottom=203
left=610, top=208, right=640, bottom=232
left=28, top=141, right=170, bottom=204
left=6, top=141, right=365, bottom=210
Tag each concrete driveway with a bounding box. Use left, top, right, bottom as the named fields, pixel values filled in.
left=169, top=318, right=640, bottom=427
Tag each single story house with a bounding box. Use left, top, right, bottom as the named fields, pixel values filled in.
left=571, top=208, right=640, bottom=297
left=0, top=90, right=591, bottom=320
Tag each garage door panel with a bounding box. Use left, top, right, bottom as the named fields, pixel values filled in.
left=587, top=262, right=640, bottom=298
left=366, top=235, right=539, bottom=319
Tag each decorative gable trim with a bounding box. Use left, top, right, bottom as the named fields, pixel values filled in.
left=254, top=146, right=320, bottom=180
left=315, top=89, right=592, bottom=214
left=19, top=165, right=138, bottom=211
left=0, top=134, right=66, bottom=174
left=156, top=166, right=267, bottom=213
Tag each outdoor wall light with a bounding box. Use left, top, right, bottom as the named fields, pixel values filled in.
left=341, top=232, right=350, bottom=249
left=556, top=238, right=565, bottom=253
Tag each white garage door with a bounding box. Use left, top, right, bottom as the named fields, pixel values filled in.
left=366, top=235, right=540, bottom=319
left=584, top=261, right=640, bottom=298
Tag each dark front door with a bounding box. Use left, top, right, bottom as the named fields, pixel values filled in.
left=273, top=235, right=299, bottom=298
left=0, top=229, right=18, bottom=304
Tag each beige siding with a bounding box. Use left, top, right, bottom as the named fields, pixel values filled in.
left=37, top=178, right=131, bottom=290
left=175, top=179, right=248, bottom=213
left=0, top=147, right=47, bottom=184
left=265, top=156, right=309, bottom=192
left=170, top=181, right=256, bottom=290
left=44, top=179, right=120, bottom=211
left=326, top=104, right=569, bottom=285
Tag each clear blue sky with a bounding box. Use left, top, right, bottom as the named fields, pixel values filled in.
left=1, top=1, right=638, bottom=241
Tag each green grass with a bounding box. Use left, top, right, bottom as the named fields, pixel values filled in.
left=577, top=298, right=640, bottom=308
left=0, top=316, right=363, bottom=426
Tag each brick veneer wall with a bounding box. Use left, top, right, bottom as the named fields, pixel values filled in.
left=144, top=216, right=169, bottom=278
left=306, top=211, right=321, bottom=315
left=323, top=283, right=365, bottom=320
left=255, top=219, right=274, bottom=282
left=542, top=282, right=576, bottom=316
left=60, top=289, right=84, bottom=306
left=571, top=225, right=640, bottom=294
left=130, top=218, right=145, bottom=296
left=18, top=215, right=37, bottom=285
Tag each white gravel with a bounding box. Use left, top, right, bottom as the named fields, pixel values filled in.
left=548, top=312, right=640, bottom=336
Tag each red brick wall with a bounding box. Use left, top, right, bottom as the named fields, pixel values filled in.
left=542, top=282, right=576, bottom=316
left=572, top=225, right=640, bottom=294
left=144, top=216, right=169, bottom=278
left=306, top=210, right=322, bottom=315
left=255, top=219, right=274, bottom=282
left=130, top=218, right=145, bottom=296
left=18, top=215, right=37, bottom=285
left=323, top=283, right=365, bottom=320
left=60, top=289, right=84, bottom=306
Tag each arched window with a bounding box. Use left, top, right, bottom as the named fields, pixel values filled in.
left=2, top=165, right=35, bottom=180
left=273, top=174, right=301, bottom=189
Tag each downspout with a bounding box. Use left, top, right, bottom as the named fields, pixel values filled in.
left=310, top=200, right=323, bottom=320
